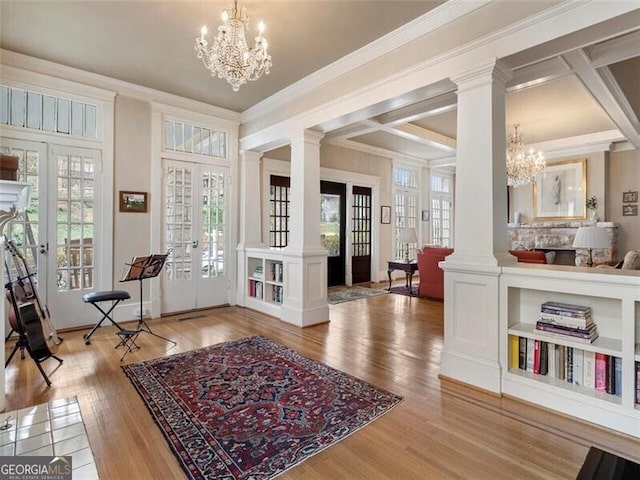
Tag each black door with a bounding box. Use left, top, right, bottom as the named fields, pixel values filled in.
left=352, top=186, right=372, bottom=284
left=321, top=181, right=346, bottom=287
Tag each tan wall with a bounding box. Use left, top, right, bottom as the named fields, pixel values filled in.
left=608, top=149, right=640, bottom=255
left=113, top=95, right=152, bottom=299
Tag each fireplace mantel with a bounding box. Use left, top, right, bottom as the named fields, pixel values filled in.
left=508, top=221, right=619, bottom=266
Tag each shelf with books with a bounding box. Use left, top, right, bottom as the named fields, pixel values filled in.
left=508, top=323, right=621, bottom=357
left=500, top=266, right=640, bottom=438
left=244, top=251, right=285, bottom=316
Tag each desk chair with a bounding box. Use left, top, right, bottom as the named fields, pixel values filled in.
left=82, top=290, right=130, bottom=344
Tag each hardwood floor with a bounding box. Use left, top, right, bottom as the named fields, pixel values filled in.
left=4, top=290, right=638, bottom=479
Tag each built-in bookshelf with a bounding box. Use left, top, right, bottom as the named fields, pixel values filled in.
left=500, top=266, right=640, bottom=438
left=245, top=249, right=285, bottom=318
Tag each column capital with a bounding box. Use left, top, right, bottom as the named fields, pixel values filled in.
left=239, top=149, right=262, bottom=163
left=290, top=129, right=325, bottom=147
left=452, top=59, right=512, bottom=93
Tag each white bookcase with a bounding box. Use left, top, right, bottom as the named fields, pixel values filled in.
left=500, top=265, right=640, bottom=438
left=245, top=248, right=285, bottom=318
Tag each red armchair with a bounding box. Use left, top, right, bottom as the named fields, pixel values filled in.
left=508, top=250, right=547, bottom=264
left=416, top=246, right=454, bottom=299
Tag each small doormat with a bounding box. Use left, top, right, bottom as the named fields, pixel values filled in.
left=122, top=335, right=402, bottom=480
left=327, top=285, right=388, bottom=304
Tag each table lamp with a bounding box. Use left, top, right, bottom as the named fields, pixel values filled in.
left=400, top=227, right=418, bottom=263
left=572, top=226, right=609, bottom=267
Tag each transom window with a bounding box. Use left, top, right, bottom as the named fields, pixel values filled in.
left=164, top=119, right=227, bottom=158
left=0, top=84, right=97, bottom=139
left=431, top=172, right=453, bottom=247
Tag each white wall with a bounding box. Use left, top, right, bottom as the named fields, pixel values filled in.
left=608, top=149, right=640, bottom=254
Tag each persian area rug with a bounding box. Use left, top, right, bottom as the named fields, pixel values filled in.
left=389, top=285, right=442, bottom=301
left=122, top=335, right=402, bottom=480
left=327, top=285, right=388, bottom=304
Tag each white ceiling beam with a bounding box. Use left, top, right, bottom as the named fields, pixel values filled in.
left=375, top=91, right=457, bottom=126
left=562, top=49, right=640, bottom=147
left=322, top=122, right=380, bottom=142
left=507, top=56, right=572, bottom=92
left=587, top=30, right=640, bottom=68
left=388, top=123, right=456, bottom=152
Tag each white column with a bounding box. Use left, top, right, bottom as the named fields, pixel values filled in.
left=281, top=129, right=329, bottom=326
left=236, top=150, right=264, bottom=307
left=439, top=60, right=515, bottom=393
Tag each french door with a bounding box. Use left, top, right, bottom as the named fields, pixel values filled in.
left=320, top=181, right=346, bottom=287
left=1, top=138, right=102, bottom=329
left=351, top=186, right=372, bottom=284
left=161, top=159, right=229, bottom=313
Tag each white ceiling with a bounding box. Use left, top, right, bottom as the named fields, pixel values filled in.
left=1, top=1, right=639, bottom=164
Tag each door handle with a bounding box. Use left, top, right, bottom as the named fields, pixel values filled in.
left=39, top=243, right=47, bottom=254
left=192, top=240, right=199, bottom=248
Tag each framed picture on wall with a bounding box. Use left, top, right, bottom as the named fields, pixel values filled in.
left=623, top=204, right=638, bottom=216
left=119, top=191, right=148, bottom=213
left=381, top=205, right=391, bottom=224
left=622, top=191, right=638, bottom=203
left=533, top=159, right=586, bottom=220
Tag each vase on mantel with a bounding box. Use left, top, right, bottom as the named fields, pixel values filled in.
left=588, top=209, right=598, bottom=222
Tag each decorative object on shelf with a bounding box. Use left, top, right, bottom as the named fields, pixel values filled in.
left=572, top=226, right=610, bottom=267
left=506, top=124, right=546, bottom=187
left=119, top=191, right=148, bottom=213
left=586, top=195, right=598, bottom=222
left=622, top=191, right=638, bottom=203
left=623, top=204, right=638, bottom=216
left=399, top=227, right=418, bottom=263
left=533, top=158, right=586, bottom=220
left=195, top=0, right=272, bottom=92
left=380, top=205, right=391, bottom=224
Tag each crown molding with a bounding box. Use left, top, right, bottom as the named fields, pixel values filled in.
left=529, top=129, right=623, bottom=159
left=0, top=49, right=240, bottom=123
left=242, top=0, right=491, bottom=123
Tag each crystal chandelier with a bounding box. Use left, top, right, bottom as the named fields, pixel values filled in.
left=195, top=0, right=272, bottom=92
left=506, top=124, right=546, bottom=187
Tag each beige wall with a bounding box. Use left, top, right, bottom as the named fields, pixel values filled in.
left=608, top=149, right=640, bottom=255
left=113, top=95, right=152, bottom=298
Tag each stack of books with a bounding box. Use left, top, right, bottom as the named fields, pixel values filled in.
left=535, top=301, right=598, bottom=344
left=253, top=266, right=264, bottom=279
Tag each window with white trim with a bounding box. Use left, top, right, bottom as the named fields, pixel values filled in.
left=393, top=165, right=419, bottom=259
left=431, top=172, right=453, bottom=247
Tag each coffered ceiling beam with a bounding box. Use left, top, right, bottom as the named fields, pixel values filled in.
left=507, top=56, right=572, bottom=92
left=359, top=119, right=456, bottom=153
left=375, top=91, right=457, bottom=126
left=563, top=49, right=640, bottom=147
left=322, top=122, right=380, bottom=142
left=587, top=30, right=640, bottom=68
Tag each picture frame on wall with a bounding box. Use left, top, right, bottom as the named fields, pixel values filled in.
left=533, top=158, right=586, bottom=220
left=381, top=205, right=391, bottom=224
left=623, top=204, right=638, bottom=216
left=622, top=191, right=638, bottom=203
left=119, top=191, right=148, bottom=213
left=421, top=210, right=430, bottom=221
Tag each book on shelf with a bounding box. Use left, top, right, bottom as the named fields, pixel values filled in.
left=636, top=362, right=640, bottom=405
left=595, top=353, right=607, bottom=392
left=535, top=322, right=598, bottom=343
left=539, top=341, right=548, bottom=375
left=253, top=266, right=264, bottom=279
left=583, top=351, right=595, bottom=389
left=510, top=336, right=519, bottom=369
left=533, top=340, right=541, bottom=374
left=539, top=312, right=592, bottom=329
left=547, top=343, right=556, bottom=378
left=573, top=349, right=583, bottom=386
left=518, top=337, right=527, bottom=370
left=614, top=357, right=622, bottom=397
left=566, top=347, right=574, bottom=383
left=558, top=345, right=566, bottom=381
left=526, top=338, right=534, bottom=372
left=606, top=356, right=616, bottom=395
left=540, top=301, right=591, bottom=316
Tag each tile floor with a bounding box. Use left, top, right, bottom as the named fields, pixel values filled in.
left=0, top=396, right=98, bottom=479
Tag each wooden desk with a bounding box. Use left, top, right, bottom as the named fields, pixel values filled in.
left=387, top=260, right=418, bottom=295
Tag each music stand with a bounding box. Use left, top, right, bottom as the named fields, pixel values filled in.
left=120, top=253, right=176, bottom=347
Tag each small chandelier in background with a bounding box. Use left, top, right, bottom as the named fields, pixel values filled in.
left=506, top=124, right=546, bottom=187
left=195, top=0, right=272, bottom=92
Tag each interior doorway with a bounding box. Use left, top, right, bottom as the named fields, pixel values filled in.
left=351, top=186, right=372, bottom=284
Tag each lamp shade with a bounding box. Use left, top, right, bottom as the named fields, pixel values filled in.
left=401, top=227, right=418, bottom=244
left=572, top=227, right=610, bottom=249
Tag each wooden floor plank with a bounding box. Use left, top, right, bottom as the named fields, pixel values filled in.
left=4, top=289, right=638, bottom=479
